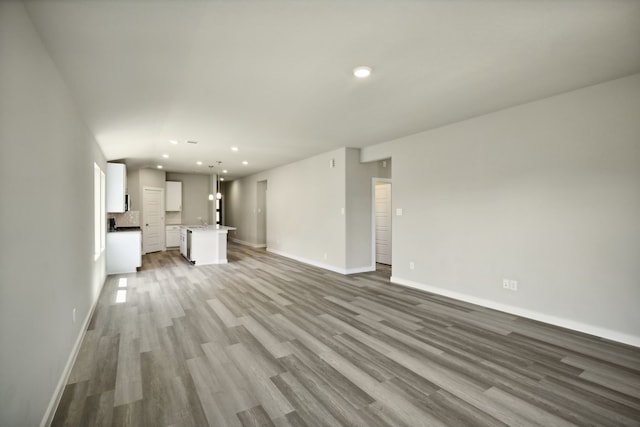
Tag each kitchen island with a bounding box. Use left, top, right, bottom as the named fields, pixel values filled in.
left=180, top=225, right=236, bottom=265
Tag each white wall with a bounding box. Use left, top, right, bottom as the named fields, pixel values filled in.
left=226, top=149, right=347, bottom=270
left=362, top=74, right=640, bottom=345
left=226, top=172, right=267, bottom=245
left=345, top=149, right=391, bottom=271
left=139, top=168, right=166, bottom=191
left=127, top=167, right=140, bottom=211
left=225, top=148, right=391, bottom=273
left=0, top=2, right=107, bottom=425
left=268, top=148, right=347, bottom=269
left=166, top=172, right=210, bottom=225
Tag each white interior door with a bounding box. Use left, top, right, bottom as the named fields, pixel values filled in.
left=375, top=182, right=392, bottom=265
left=143, top=187, right=164, bottom=254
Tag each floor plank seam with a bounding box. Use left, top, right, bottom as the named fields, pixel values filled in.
left=51, top=244, right=640, bottom=427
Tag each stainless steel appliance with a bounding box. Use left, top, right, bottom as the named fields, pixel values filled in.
left=186, top=229, right=193, bottom=262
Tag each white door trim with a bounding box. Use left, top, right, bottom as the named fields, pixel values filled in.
left=142, top=186, right=165, bottom=254
left=371, top=178, right=392, bottom=268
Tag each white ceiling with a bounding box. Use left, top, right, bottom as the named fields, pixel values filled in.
left=24, top=0, right=640, bottom=180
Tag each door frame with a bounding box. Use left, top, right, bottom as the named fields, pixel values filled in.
left=142, top=186, right=165, bottom=254
left=371, top=178, right=392, bottom=268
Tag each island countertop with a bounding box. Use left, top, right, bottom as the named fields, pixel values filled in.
left=181, top=225, right=236, bottom=232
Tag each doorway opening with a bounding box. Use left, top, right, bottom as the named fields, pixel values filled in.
left=215, top=197, right=223, bottom=225
left=372, top=178, right=392, bottom=272
left=256, top=180, right=267, bottom=248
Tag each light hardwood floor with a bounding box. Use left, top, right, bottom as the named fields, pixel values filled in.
left=52, top=243, right=640, bottom=426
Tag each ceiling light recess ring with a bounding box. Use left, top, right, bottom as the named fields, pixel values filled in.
left=353, top=66, right=372, bottom=78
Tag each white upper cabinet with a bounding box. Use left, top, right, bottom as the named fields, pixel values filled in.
left=106, top=163, right=126, bottom=213
left=165, top=181, right=182, bottom=211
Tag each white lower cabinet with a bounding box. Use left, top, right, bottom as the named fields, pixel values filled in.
left=106, top=231, right=141, bottom=274
left=166, top=225, right=181, bottom=248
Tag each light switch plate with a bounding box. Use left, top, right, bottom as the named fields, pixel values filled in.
left=396, top=208, right=403, bottom=216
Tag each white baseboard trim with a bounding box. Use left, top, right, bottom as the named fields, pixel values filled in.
left=390, top=276, right=640, bottom=348
left=230, top=238, right=266, bottom=248
left=266, top=249, right=373, bottom=275
left=267, top=248, right=346, bottom=274
left=345, top=265, right=376, bottom=274
left=40, top=277, right=107, bottom=427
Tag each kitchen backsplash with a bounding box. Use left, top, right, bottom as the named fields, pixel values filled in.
left=165, top=211, right=182, bottom=225
left=107, top=210, right=181, bottom=226
left=108, top=210, right=140, bottom=227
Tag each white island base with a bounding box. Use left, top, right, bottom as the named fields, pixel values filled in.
left=180, top=225, right=236, bottom=265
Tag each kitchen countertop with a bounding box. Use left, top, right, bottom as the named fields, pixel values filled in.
left=109, top=227, right=141, bottom=233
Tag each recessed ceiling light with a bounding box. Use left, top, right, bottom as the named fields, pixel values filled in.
left=222, top=169, right=228, bottom=173
left=242, top=161, right=248, bottom=165
left=162, top=154, right=169, bottom=158
left=196, top=161, right=202, bottom=165
left=353, top=66, right=372, bottom=78
left=231, top=146, right=239, bottom=152
left=169, top=140, right=178, bottom=145
left=157, top=165, right=163, bottom=169
left=220, top=177, right=225, bottom=181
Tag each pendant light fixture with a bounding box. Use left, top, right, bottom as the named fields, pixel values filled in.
left=208, top=165, right=214, bottom=200
left=215, top=161, right=222, bottom=200
left=208, top=162, right=223, bottom=201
